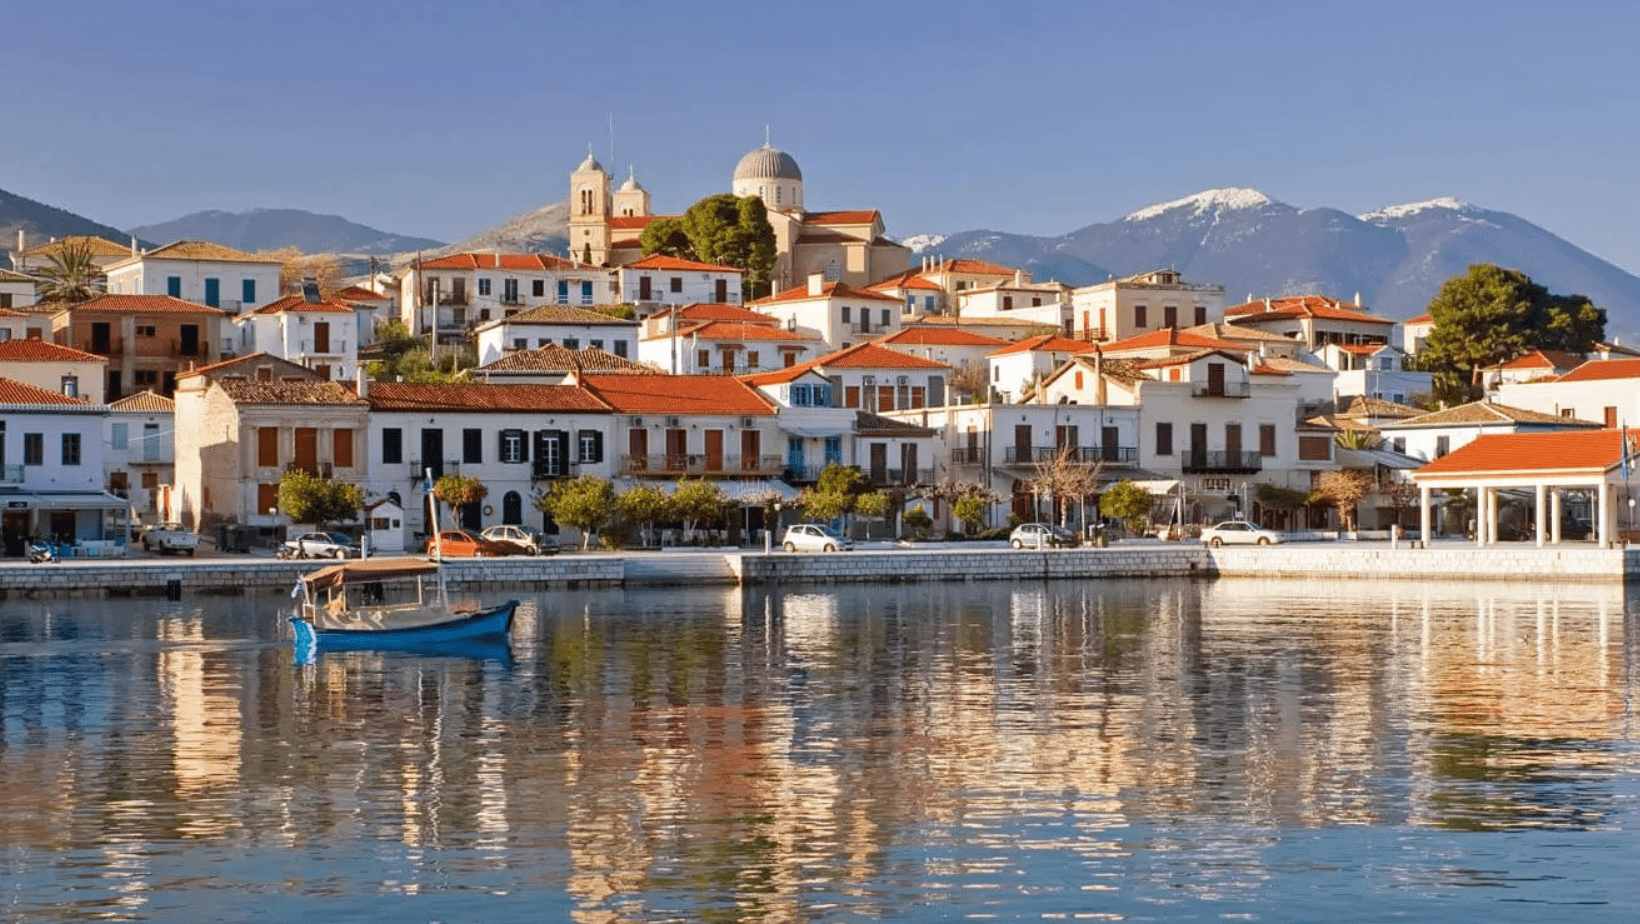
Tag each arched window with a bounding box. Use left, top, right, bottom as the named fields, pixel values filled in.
left=503, top=491, right=523, bottom=525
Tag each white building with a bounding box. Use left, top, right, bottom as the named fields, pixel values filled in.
left=1225, top=294, right=1396, bottom=351
left=618, top=254, right=744, bottom=307
left=397, top=252, right=618, bottom=340
left=235, top=294, right=359, bottom=380
left=102, top=240, right=282, bottom=314
left=1071, top=269, right=1226, bottom=341
left=105, top=389, right=174, bottom=521
left=0, top=338, right=108, bottom=404
left=0, top=377, right=125, bottom=552
left=751, top=274, right=906, bottom=350
left=1493, top=357, right=1640, bottom=428
left=1379, top=400, right=1602, bottom=463
left=0, top=268, right=36, bottom=310
left=955, top=277, right=1073, bottom=333
left=639, top=318, right=819, bottom=375
left=986, top=334, right=1098, bottom=403
left=1316, top=342, right=1431, bottom=405
left=472, top=304, right=639, bottom=366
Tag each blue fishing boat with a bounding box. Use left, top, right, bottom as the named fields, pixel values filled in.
left=289, top=557, right=517, bottom=652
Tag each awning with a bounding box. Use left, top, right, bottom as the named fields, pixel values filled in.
left=1123, top=480, right=1181, bottom=495
left=0, top=490, right=130, bottom=510
left=782, top=426, right=852, bottom=438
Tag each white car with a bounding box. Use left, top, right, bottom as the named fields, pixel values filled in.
left=781, top=523, right=854, bottom=553
left=1009, top=523, right=1077, bottom=549
left=480, top=525, right=558, bottom=556
left=279, top=531, right=360, bottom=559
left=1200, top=520, right=1283, bottom=547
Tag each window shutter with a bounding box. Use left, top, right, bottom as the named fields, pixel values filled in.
left=928, top=375, right=945, bottom=407
left=827, top=375, right=844, bottom=408
left=591, top=430, right=604, bottom=463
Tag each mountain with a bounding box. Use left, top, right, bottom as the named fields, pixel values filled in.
left=1, top=185, right=140, bottom=255
left=127, top=208, right=444, bottom=256
left=438, top=201, right=569, bottom=257
left=908, top=188, right=1640, bottom=339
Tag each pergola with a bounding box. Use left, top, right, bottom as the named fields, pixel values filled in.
left=1410, top=429, right=1632, bottom=546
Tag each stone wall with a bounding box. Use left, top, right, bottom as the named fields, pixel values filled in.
left=735, top=547, right=1210, bottom=585
left=1207, top=545, right=1639, bottom=583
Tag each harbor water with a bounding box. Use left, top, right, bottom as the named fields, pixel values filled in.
left=1, top=577, right=1636, bottom=921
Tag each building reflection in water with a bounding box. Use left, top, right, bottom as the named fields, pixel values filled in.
left=0, top=579, right=1633, bottom=920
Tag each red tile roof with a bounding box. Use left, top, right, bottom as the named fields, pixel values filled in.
left=624, top=254, right=741, bottom=273
left=416, top=252, right=578, bottom=271
left=0, top=376, right=91, bottom=406
left=1489, top=349, right=1583, bottom=371
left=658, top=321, right=815, bottom=343
left=70, top=294, right=228, bottom=315
left=1415, top=429, right=1624, bottom=477
left=929, top=258, right=1019, bottom=277
left=1102, top=327, right=1251, bottom=354
left=0, top=339, right=104, bottom=362
left=490, top=304, right=636, bottom=326
left=1555, top=358, right=1640, bottom=382
left=869, top=275, right=943, bottom=293
left=743, top=342, right=948, bottom=387
left=249, top=294, right=356, bottom=315
left=476, top=344, right=660, bottom=374
left=805, top=210, right=880, bottom=225
left=1135, top=349, right=1248, bottom=371
left=331, top=285, right=390, bottom=302
left=367, top=382, right=608, bottom=412
left=876, top=327, right=1009, bottom=347
left=1336, top=343, right=1389, bottom=355
left=759, top=280, right=903, bottom=304
left=651, top=303, right=774, bottom=324
left=579, top=373, right=775, bottom=415
left=609, top=215, right=664, bottom=231
left=1405, top=314, right=1433, bottom=325
left=988, top=334, right=1099, bottom=357
left=110, top=390, right=175, bottom=413
left=1224, top=295, right=1393, bottom=325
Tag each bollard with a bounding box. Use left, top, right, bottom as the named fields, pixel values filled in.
left=166, top=572, right=183, bottom=601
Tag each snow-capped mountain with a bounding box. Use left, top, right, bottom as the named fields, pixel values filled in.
left=907, top=188, right=1640, bottom=338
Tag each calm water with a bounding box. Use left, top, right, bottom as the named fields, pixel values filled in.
left=1, top=577, right=1636, bottom=922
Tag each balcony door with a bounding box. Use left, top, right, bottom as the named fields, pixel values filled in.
left=704, top=429, right=723, bottom=472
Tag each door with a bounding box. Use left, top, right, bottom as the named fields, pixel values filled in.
left=1014, top=425, right=1032, bottom=464
left=204, top=278, right=220, bottom=308
left=628, top=429, right=649, bottom=471
left=180, top=324, right=199, bottom=357
left=1225, top=423, right=1242, bottom=466
left=639, top=276, right=652, bottom=300
left=421, top=429, right=444, bottom=479
left=704, top=429, right=724, bottom=472
left=294, top=428, right=318, bottom=474
left=1101, top=426, right=1120, bottom=462
left=740, top=429, right=761, bottom=472
left=313, top=322, right=330, bottom=353
left=869, top=443, right=888, bottom=483
left=901, top=444, right=919, bottom=485
left=665, top=429, right=688, bottom=471
left=1206, top=362, right=1225, bottom=397
left=451, top=278, right=467, bottom=304
left=715, top=278, right=727, bottom=302
left=91, top=322, right=111, bottom=354
left=1189, top=423, right=1208, bottom=468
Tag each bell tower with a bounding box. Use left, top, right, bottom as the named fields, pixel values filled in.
left=568, top=147, right=612, bottom=265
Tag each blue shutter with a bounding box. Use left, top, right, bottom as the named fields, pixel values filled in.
left=166, top=276, right=182, bottom=297
left=204, top=278, right=220, bottom=307
left=242, top=278, right=256, bottom=304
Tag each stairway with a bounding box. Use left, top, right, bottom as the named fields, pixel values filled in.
left=622, top=551, right=741, bottom=586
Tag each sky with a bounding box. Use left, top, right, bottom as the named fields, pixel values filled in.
left=6, top=0, right=1639, bottom=272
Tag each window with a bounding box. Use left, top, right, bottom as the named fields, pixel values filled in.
left=1259, top=424, right=1276, bottom=457
left=136, top=325, right=157, bottom=337
left=841, top=306, right=851, bottom=324
left=557, top=280, right=569, bottom=304
left=1392, top=437, right=1406, bottom=453
left=513, top=338, right=528, bottom=351
left=669, top=276, right=682, bottom=293
left=881, top=309, right=891, bottom=327
left=578, top=430, right=603, bottom=463
left=580, top=281, right=593, bottom=305
left=258, top=427, right=279, bottom=467
left=1298, top=436, right=1333, bottom=461
left=111, top=422, right=129, bottom=451
left=696, top=348, right=711, bottom=369
left=1155, top=422, right=1173, bottom=456
left=590, top=339, right=603, bottom=351
left=478, top=278, right=492, bottom=296
left=503, top=279, right=518, bottom=302
left=463, top=428, right=483, bottom=464
left=61, top=433, right=81, bottom=466
left=382, top=428, right=403, bottom=464
left=1003, top=296, right=1014, bottom=310
left=747, top=350, right=759, bottom=368
left=1435, top=435, right=1450, bottom=458
left=563, top=337, right=579, bottom=349
left=24, top=432, right=43, bottom=466
left=1195, top=305, right=1207, bottom=325
left=204, top=277, right=220, bottom=307
left=257, top=483, right=279, bottom=516
left=242, top=278, right=256, bottom=304
left=1605, top=406, right=1619, bottom=428
left=166, top=276, right=182, bottom=297
left=532, top=279, right=545, bottom=297
left=1164, top=305, right=1177, bottom=327
left=613, top=341, right=628, bottom=357
left=333, top=428, right=354, bottom=468
left=499, top=429, right=526, bottom=463
left=142, top=423, right=160, bottom=462
left=1134, top=305, right=1147, bottom=328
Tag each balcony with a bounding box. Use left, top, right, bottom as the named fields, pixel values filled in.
left=950, top=446, right=984, bottom=465
left=1002, top=445, right=1139, bottom=466
left=620, top=454, right=785, bottom=476
left=1180, top=450, right=1263, bottom=474
left=80, top=337, right=123, bottom=356
left=1191, top=381, right=1252, bottom=398
left=783, top=462, right=843, bottom=483
left=0, top=463, right=23, bottom=485
left=171, top=339, right=206, bottom=358
left=869, top=467, right=935, bottom=486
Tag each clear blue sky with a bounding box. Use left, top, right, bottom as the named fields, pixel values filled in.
left=7, top=0, right=1638, bottom=271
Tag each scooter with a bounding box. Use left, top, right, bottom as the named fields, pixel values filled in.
left=27, top=541, right=59, bottom=564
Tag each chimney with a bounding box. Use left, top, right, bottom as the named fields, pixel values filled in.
left=807, top=272, right=824, bottom=296
left=1013, top=269, right=1024, bottom=287
left=1263, top=297, right=1272, bottom=312
left=1354, top=291, right=1362, bottom=308
left=131, top=236, right=138, bottom=258
left=15, top=229, right=22, bottom=254
left=355, top=367, right=368, bottom=397
left=1093, top=347, right=1107, bottom=406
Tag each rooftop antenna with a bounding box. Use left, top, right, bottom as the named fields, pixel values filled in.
left=764, top=124, right=771, bottom=147
left=608, top=113, right=616, bottom=167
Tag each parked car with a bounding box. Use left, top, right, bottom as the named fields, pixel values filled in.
left=1200, top=520, right=1283, bottom=546
left=781, top=523, right=854, bottom=553
left=1009, top=523, right=1076, bottom=549
left=141, top=522, right=201, bottom=556
left=480, top=524, right=558, bottom=556
left=280, top=531, right=360, bottom=559
left=426, top=529, right=515, bottom=558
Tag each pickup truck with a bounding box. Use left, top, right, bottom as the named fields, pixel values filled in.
left=141, top=522, right=201, bottom=556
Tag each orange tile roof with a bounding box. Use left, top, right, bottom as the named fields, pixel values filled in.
left=477, top=344, right=660, bottom=374
left=656, top=321, right=815, bottom=343
left=1395, top=401, right=1597, bottom=427
left=110, top=390, right=175, bottom=413
left=20, top=236, right=130, bottom=258
left=249, top=294, right=356, bottom=315
left=1405, top=314, right=1433, bottom=325
left=0, top=306, right=28, bottom=317
left=331, top=285, right=390, bottom=302
left=652, top=303, right=773, bottom=324
left=0, top=375, right=92, bottom=406
left=1102, top=328, right=1250, bottom=353
left=1489, top=349, right=1583, bottom=371
left=1555, top=358, right=1640, bottom=382
left=367, top=382, right=608, bottom=412
left=609, top=215, right=664, bottom=231
left=490, top=304, right=636, bottom=326
left=805, top=210, right=880, bottom=225
left=125, top=240, right=280, bottom=263
left=744, top=343, right=949, bottom=387
left=68, top=294, right=228, bottom=315
left=624, top=254, right=741, bottom=273
left=1415, top=429, right=1623, bottom=477
left=0, top=339, right=104, bottom=362
left=1134, top=349, right=1247, bottom=371
left=416, top=252, right=579, bottom=271
left=988, top=334, right=1099, bottom=357
left=1336, top=343, right=1389, bottom=355
left=579, top=373, right=775, bottom=416
left=869, top=274, right=943, bottom=293
left=1224, top=295, right=1393, bottom=325
left=217, top=380, right=367, bottom=406
left=929, top=258, right=1019, bottom=277
left=876, top=327, right=1009, bottom=347
left=759, top=280, right=904, bottom=304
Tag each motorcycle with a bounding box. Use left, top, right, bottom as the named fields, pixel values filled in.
left=27, top=541, right=59, bottom=564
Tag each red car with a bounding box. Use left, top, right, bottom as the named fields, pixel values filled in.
left=425, top=529, right=515, bottom=558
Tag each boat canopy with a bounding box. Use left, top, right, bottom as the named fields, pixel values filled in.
left=302, top=557, right=438, bottom=594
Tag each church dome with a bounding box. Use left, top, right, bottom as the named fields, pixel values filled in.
left=618, top=173, right=645, bottom=192
left=733, top=143, right=802, bottom=182
left=576, top=151, right=605, bottom=174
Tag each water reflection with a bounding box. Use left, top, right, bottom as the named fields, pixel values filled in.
left=0, top=579, right=1635, bottom=921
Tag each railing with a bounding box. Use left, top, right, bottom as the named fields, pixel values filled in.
left=1003, top=446, right=1139, bottom=465
left=1191, top=381, right=1252, bottom=398
left=620, top=454, right=785, bottom=475
left=784, top=463, right=843, bottom=483
left=1181, top=450, right=1263, bottom=473
left=284, top=462, right=334, bottom=478
left=950, top=447, right=984, bottom=465
left=869, top=467, right=936, bottom=486
left=0, top=463, right=23, bottom=484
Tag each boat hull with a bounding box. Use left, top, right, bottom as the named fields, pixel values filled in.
left=291, top=600, right=517, bottom=651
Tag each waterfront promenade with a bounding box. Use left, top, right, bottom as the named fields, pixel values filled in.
left=1, top=539, right=1636, bottom=598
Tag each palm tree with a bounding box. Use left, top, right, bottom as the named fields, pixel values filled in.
left=35, top=240, right=104, bottom=303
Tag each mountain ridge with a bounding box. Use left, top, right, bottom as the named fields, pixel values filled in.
left=127, top=208, right=444, bottom=256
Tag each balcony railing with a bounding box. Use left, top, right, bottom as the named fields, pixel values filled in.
left=1003, top=445, right=1139, bottom=465
left=784, top=462, right=844, bottom=483
left=1191, top=381, right=1252, bottom=398
left=0, top=463, right=23, bottom=484
left=950, top=447, right=984, bottom=465
left=621, top=454, right=785, bottom=476
left=1180, top=450, right=1264, bottom=473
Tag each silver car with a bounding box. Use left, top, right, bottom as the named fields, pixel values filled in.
left=480, top=524, right=558, bottom=555
left=781, top=523, right=853, bottom=553
left=1200, top=520, right=1283, bottom=547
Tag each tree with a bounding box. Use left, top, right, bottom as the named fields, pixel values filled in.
left=35, top=240, right=104, bottom=303
left=616, top=483, right=671, bottom=548
left=1419, top=264, right=1606, bottom=404
left=902, top=505, right=933, bottom=539
left=670, top=479, right=729, bottom=544
left=639, top=193, right=777, bottom=299
left=537, top=476, right=616, bottom=550
left=1100, top=480, right=1154, bottom=536
left=276, top=469, right=364, bottom=526
left=258, top=245, right=344, bottom=295
left=1028, top=446, right=1103, bottom=529
left=433, top=474, right=487, bottom=526
left=952, top=494, right=989, bottom=536
left=1310, top=470, right=1373, bottom=532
